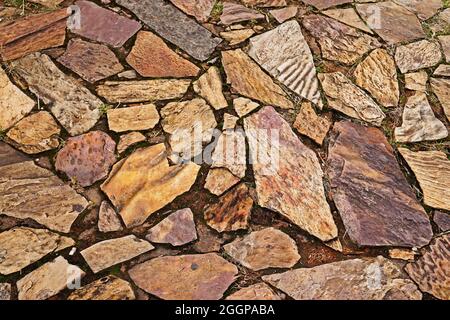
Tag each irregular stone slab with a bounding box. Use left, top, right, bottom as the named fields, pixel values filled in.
left=270, top=6, right=298, bottom=23
left=161, top=99, right=217, bottom=159
left=244, top=106, right=337, bottom=241
left=226, top=283, right=281, bottom=300
left=220, top=29, right=255, bottom=45
left=169, top=0, right=214, bottom=22
left=439, top=36, right=450, bottom=63
left=222, top=49, right=293, bottom=109
left=302, top=14, right=380, bottom=65
left=241, top=0, right=286, bottom=6
left=193, top=223, right=229, bottom=253
left=319, top=72, right=385, bottom=126
left=394, top=92, right=448, bottom=143
left=68, top=276, right=135, bottom=300
left=434, top=211, right=450, bottom=232
left=430, top=8, right=450, bottom=33
left=96, top=79, right=191, bottom=104
left=101, top=144, right=200, bottom=227
left=233, top=97, right=260, bottom=118
left=146, top=208, right=197, bottom=246
left=399, top=148, right=450, bottom=211
left=389, top=249, right=417, bottom=261
left=405, top=71, right=428, bottom=92
left=395, top=40, right=442, bottom=73
left=328, top=121, right=433, bottom=247
left=129, top=253, right=238, bottom=300
left=393, top=0, right=442, bottom=20
left=294, top=102, right=332, bottom=145
left=193, top=67, right=228, bottom=110
left=116, top=0, right=221, bottom=61
left=98, top=201, right=123, bottom=233
left=434, top=65, right=450, bottom=77
left=6, top=111, right=60, bottom=154
left=107, top=104, right=160, bottom=133
left=356, top=2, right=425, bottom=45
left=70, top=1, right=141, bottom=48
left=204, top=183, right=253, bottom=233
left=220, top=2, right=265, bottom=25
left=0, top=143, right=88, bottom=233
left=223, top=114, right=239, bottom=130
left=248, top=21, right=321, bottom=105
left=17, top=256, right=85, bottom=300
left=302, top=0, right=352, bottom=10
left=29, top=0, right=64, bottom=7
left=323, top=8, right=373, bottom=34
left=224, top=228, right=300, bottom=271
left=55, top=131, right=116, bottom=187
left=0, top=9, right=68, bottom=61
left=0, top=283, right=11, bottom=301
left=263, top=256, right=422, bottom=300
left=81, top=235, right=154, bottom=273
left=117, top=132, right=146, bottom=154
left=211, top=130, right=246, bottom=178
left=57, top=38, right=123, bottom=83
left=0, top=68, right=34, bottom=130
left=0, top=227, right=74, bottom=275
left=11, top=53, right=101, bottom=136
left=405, top=234, right=450, bottom=300
left=430, top=78, right=450, bottom=121
left=354, top=49, right=399, bottom=107
left=204, top=168, right=240, bottom=196
left=126, top=31, right=199, bottom=78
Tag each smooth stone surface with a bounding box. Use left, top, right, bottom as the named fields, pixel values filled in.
left=68, top=276, right=135, bottom=300
left=193, top=66, right=228, bottom=110
left=302, top=0, right=352, bottom=10
left=226, top=283, right=281, bottom=300
left=393, top=0, right=442, bottom=20
left=220, top=29, right=255, bottom=45
left=395, top=40, right=442, bottom=73
left=270, top=6, right=298, bottom=23
left=107, top=104, right=160, bottom=133
left=169, top=0, right=214, bottom=22
left=233, top=97, right=260, bottom=118
left=98, top=201, right=123, bottom=233
left=430, top=78, right=450, bottom=121
left=439, top=36, right=450, bottom=63
left=220, top=2, right=265, bottom=25
left=323, top=7, right=373, bottom=34
left=117, top=132, right=146, bottom=154
left=294, top=102, right=332, bottom=145
left=328, top=121, right=433, bottom=247
left=405, top=71, right=428, bottom=92
left=204, top=168, right=240, bottom=196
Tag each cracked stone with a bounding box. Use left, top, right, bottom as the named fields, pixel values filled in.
left=193, top=66, right=228, bottom=110
left=293, top=102, right=332, bottom=145
left=211, top=129, right=246, bottom=178
left=68, top=275, right=135, bottom=300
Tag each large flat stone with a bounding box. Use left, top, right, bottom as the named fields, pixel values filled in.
left=327, top=121, right=433, bottom=247
left=393, top=0, right=443, bottom=20
left=107, top=104, right=160, bottom=133
left=323, top=7, right=373, bottom=34
left=220, top=2, right=265, bottom=25
left=395, top=40, right=442, bottom=73
left=169, top=0, right=214, bottom=22
left=68, top=276, right=135, bottom=300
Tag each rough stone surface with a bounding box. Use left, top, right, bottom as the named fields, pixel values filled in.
left=323, top=8, right=373, bottom=34
left=439, top=36, right=450, bottom=63
left=327, top=121, right=433, bottom=247
left=270, top=6, right=298, bottom=24
left=81, top=235, right=154, bottom=273
left=117, top=132, right=146, bottom=154
left=226, top=283, right=281, bottom=300
left=211, top=129, right=246, bottom=178
left=224, top=227, right=300, bottom=271
left=302, top=0, right=351, bottom=10
left=55, top=131, right=116, bottom=187
left=223, top=114, right=239, bottom=130
left=319, top=72, right=385, bottom=126
left=395, top=40, right=442, bottom=74
left=430, top=78, right=450, bottom=121
left=405, top=71, right=428, bottom=92
left=399, top=148, right=450, bottom=211
left=220, top=2, right=265, bottom=25
left=389, top=249, right=417, bottom=261
left=129, top=253, right=238, bottom=300
left=107, top=104, right=160, bottom=133
left=244, top=106, right=337, bottom=241
left=193, top=67, right=228, bottom=110
left=434, top=211, right=450, bottom=232
left=169, top=0, right=214, bottom=22
left=434, top=64, right=450, bottom=77
left=204, top=168, right=240, bottom=196
left=263, top=256, right=422, bottom=300
left=233, top=97, right=260, bottom=118
left=101, top=144, right=200, bottom=227
left=294, top=102, right=332, bottom=145
left=98, top=201, right=123, bottom=233
left=405, top=234, right=450, bottom=300
left=393, top=0, right=442, bottom=20
left=220, top=29, right=255, bottom=45
left=0, top=283, right=11, bottom=300
left=429, top=9, right=450, bottom=34
left=68, top=276, right=135, bottom=300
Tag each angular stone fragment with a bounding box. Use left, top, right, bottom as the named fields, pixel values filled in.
left=323, top=8, right=373, bottom=34
left=68, top=276, right=135, bottom=300
left=193, top=67, right=228, bottom=110
left=81, top=235, right=154, bottom=273
left=233, top=97, right=260, bottom=117
left=55, top=131, right=116, bottom=187
left=294, top=102, right=331, bottom=145
left=0, top=283, right=11, bottom=301
left=405, top=71, right=428, bottom=92
left=354, top=49, right=399, bottom=107
left=220, top=2, right=265, bottom=25
left=0, top=9, right=68, bottom=61
left=96, top=79, right=191, bottom=104
left=263, top=256, right=422, bottom=300
left=211, top=130, right=246, bottom=178
left=270, top=6, right=298, bottom=23
left=405, top=234, right=450, bottom=300
left=245, top=107, right=337, bottom=241
left=434, top=211, right=450, bottom=232
left=439, top=36, right=450, bottom=63
left=224, top=228, right=300, bottom=271
left=220, top=29, right=255, bottom=45
left=0, top=68, right=34, bottom=130
left=129, top=253, right=238, bottom=300
left=395, top=92, right=448, bottom=143
left=0, top=143, right=88, bottom=233
left=248, top=21, right=321, bottom=104
left=393, top=0, right=442, bottom=20
left=117, top=132, right=146, bottom=154
left=146, top=208, right=197, bottom=246
left=98, top=201, right=123, bottom=233
left=70, top=1, right=141, bottom=48
left=395, top=40, right=442, bottom=73
left=302, top=0, right=352, bottom=10
left=17, top=256, right=85, bottom=300
left=57, top=39, right=123, bottom=83
left=226, top=283, right=281, bottom=300
left=204, top=168, right=240, bottom=196
left=389, top=249, right=417, bottom=261
left=356, top=2, right=425, bottom=45
left=161, top=99, right=217, bottom=159
left=327, top=122, right=433, bottom=247
left=6, top=111, right=60, bottom=154
left=241, top=0, right=286, bottom=6
left=11, top=53, right=101, bottom=136
left=169, top=0, right=214, bottom=22
left=107, top=104, right=160, bottom=133
left=101, top=144, right=200, bottom=227
left=399, top=148, right=450, bottom=211
left=429, top=8, right=450, bottom=33
left=126, top=31, right=199, bottom=78
left=434, top=65, right=450, bottom=77
left=223, top=114, right=239, bottom=130
left=29, top=0, right=64, bottom=7
left=222, top=49, right=293, bottom=109
left=204, top=183, right=253, bottom=233
left=116, top=0, right=221, bottom=61
left=302, top=14, right=380, bottom=65
left=0, top=227, right=74, bottom=275
left=319, top=72, right=385, bottom=126
left=430, top=78, right=450, bottom=121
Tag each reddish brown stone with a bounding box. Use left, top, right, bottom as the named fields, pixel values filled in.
left=434, top=211, right=450, bottom=232
left=226, top=283, right=281, bottom=300
left=302, top=0, right=352, bottom=10
left=220, top=2, right=265, bottom=25
left=169, top=0, right=214, bottom=22
left=55, top=131, right=116, bottom=187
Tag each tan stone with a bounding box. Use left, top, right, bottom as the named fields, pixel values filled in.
left=226, top=283, right=281, bottom=300
left=117, top=132, right=146, bottom=154
left=439, top=36, right=450, bottom=63
left=29, top=0, right=64, bottom=7
left=68, top=276, right=135, bottom=300
left=169, top=0, right=214, bottom=22
left=294, top=102, right=332, bottom=145
left=430, top=78, right=450, bottom=121
left=193, top=67, right=228, bottom=110
left=204, top=168, right=240, bottom=196
left=211, top=130, right=246, bottom=178
left=223, top=114, right=239, bottom=130
left=107, top=104, right=160, bottom=133
left=220, top=29, right=255, bottom=45
left=323, top=8, right=373, bottom=34
left=434, top=65, right=450, bottom=77
left=233, top=97, right=260, bottom=118
left=395, top=40, right=442, bottom=73
left=270, top=6, right=298, bottom=23
left=393, top=0, right=442, bottom=21
left=429, top=9, right=450, bottom=34
left=405, top=71, right=428, bottom=92
left=98, top=201, right=123, bottom=233
left=389, top=249, right=417, bottom=261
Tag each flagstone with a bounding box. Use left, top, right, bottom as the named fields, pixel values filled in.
left=405, top=71, right=428, bottom=91
left=193, top=67, right=228, bottom=110
left=430, top=78, right=450, bottom=121
left=220, top=29, right=255, bottom=45
left=226, top=283, right=281, bottom=300
left=107, top=104, right=160, bottom=133
left=293, top=102, right=332, bottom=145
left=204, top=168, right=240, bottom=196
left=323, top=8, right=373, bottom=34
left=302, top=0, right=352, bottom=10
left=98, top=201, right=123, bottom=233
left=68, top=276, right=135, bottom=300
left=395, top=40, right=442, bottom=73
left=220, top=2, right=265, bottom=25
left=117, top=132, right=146, bottom=154
left=168, top=0, right=214, bottom=22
